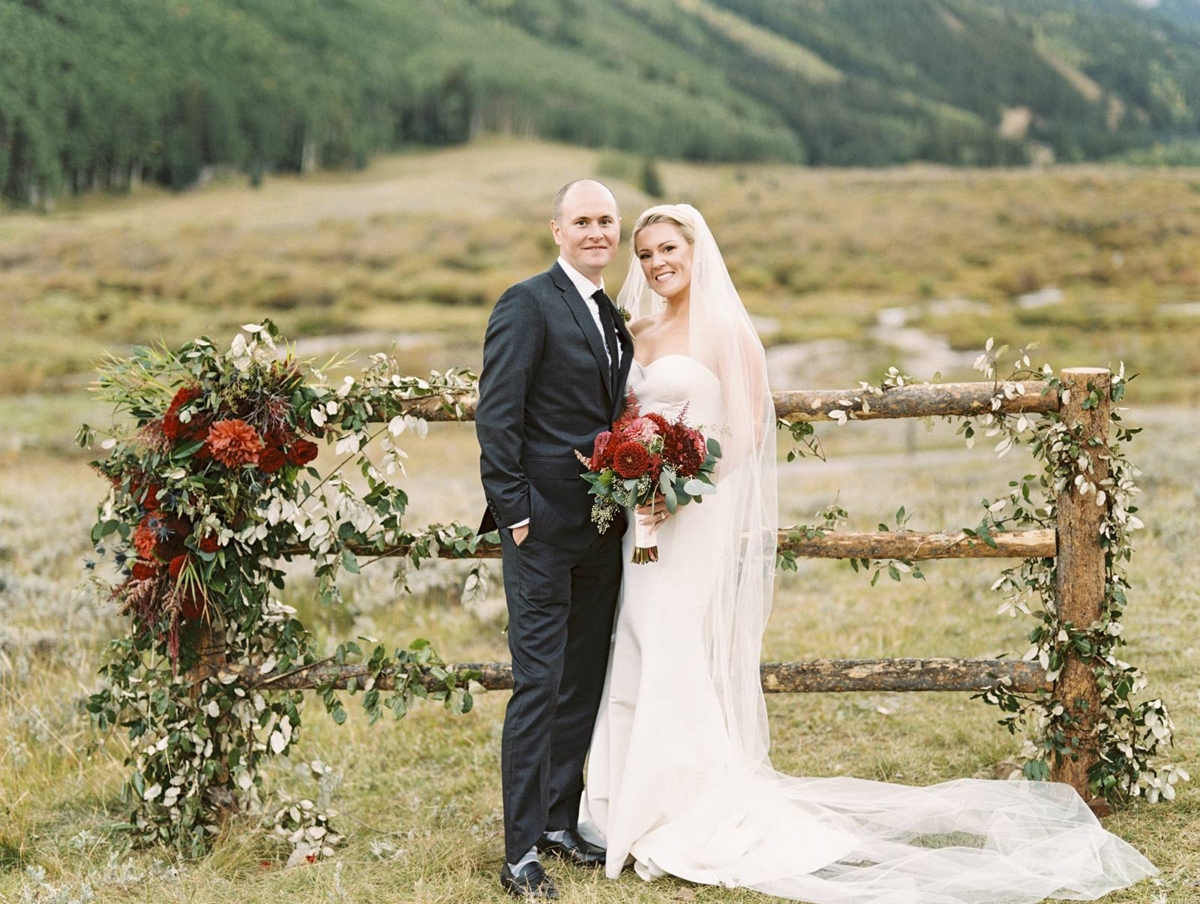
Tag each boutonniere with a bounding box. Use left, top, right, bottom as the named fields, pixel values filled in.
left=618, top=307, right=631, bottom=323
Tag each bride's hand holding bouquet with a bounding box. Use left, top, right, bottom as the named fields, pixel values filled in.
left=575, top=390, right=720, bottom=563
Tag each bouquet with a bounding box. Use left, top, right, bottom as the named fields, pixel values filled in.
left=576, top=391, right=721, bottom=563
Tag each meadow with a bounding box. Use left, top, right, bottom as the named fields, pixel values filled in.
left=1, top=140, right=1198, bottom=902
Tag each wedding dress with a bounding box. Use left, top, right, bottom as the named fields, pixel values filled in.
left=577, top=205, right=1156, bottom=903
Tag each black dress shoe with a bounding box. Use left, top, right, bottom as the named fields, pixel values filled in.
left=500, top=861, right=558, bottom=899
left=536, top=829, right=607, bottom=867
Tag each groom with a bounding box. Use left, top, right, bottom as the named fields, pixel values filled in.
left=476, top=180, right=633, bottom=898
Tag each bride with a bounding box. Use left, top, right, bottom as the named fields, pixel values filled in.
left=577, top=204, right=1156, bottom=902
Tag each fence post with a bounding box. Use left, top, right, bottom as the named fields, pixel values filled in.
left=188, top=619, right=237, bottom=817
left=1051, top=367, right=1111, bottom=807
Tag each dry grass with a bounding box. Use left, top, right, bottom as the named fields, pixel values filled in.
left=1, top=404, right=1197, bottom=902
left=2, top=139, right=1200, bottom=400
left=1, top=141, right=1199, bottom=901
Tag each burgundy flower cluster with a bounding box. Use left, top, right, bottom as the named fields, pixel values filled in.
left=114, top=384, right=322, bottom=629
left=588, top=397, right=708, bottom=483
left=160, top=385, right=320, bottom=471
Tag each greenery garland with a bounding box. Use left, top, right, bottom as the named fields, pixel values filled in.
left=81, top=326, right=1181, bottom=860
left=80, top=322, right=484, bottom=858
left=781, top=340, right=1184, bottom=804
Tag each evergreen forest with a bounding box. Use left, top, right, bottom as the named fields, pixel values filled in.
left=3, top=0, right=1200, bottom=204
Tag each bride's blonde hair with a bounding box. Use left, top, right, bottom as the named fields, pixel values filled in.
left=632, top=207, right=696, bottom=246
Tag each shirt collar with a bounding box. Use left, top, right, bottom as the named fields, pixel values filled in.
left=557, top=256, right=605, bottom=302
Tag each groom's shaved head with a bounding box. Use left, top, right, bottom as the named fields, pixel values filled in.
left=553, top=179, right=618, bottom=222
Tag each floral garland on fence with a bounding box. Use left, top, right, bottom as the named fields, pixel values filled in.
left=81, top=325, right=1181, bottom=861
left=80, top=322, right=485, bottom=858
left=779, top=340, right=1184, bottom=805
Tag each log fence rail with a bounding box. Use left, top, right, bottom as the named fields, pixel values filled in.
left=223, top=369, right=1113, bottom=803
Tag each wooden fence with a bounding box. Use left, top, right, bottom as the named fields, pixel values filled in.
left=234, top=368, right=1112, bottom=804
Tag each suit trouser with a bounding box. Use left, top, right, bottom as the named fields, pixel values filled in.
left=499, top=526, right=622, bottom=864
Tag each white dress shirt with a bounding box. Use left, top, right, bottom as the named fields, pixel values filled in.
left=557, top=256, right=620, bottom=367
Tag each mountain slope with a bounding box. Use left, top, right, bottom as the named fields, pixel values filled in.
left=2, top=0, right=1199, bottom=203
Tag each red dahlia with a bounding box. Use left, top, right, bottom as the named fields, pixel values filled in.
left=206, top=419, right=264, bottom=468
left=199, top=534, right=219, bottom=553
left=130, top=560, right=159, bottom=581
left=612, top=441, right=651, bottom=479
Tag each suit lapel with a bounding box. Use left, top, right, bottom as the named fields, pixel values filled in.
left=550, top=263, right=613, bottom=408
left=612, top=314, right=634, bottom=418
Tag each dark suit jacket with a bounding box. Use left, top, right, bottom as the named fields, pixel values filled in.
left=476, top=262, right=633, bottom=549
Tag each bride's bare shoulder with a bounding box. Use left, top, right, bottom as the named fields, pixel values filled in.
left=629, top=313, right=661, bottom=337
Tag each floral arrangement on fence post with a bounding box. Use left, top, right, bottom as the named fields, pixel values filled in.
left=79, top=322, right=486, bottom=858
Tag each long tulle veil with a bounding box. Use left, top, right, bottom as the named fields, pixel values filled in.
left=605, top=205, right=1156, bottom=903
left=617, top=203, right=777, bottom=767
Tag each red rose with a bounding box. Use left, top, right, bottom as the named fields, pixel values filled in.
left=199, top=534, right=219, bottom=553
left=206, top=419, right=264, bottom=468
left=143, top=485, right=162, bottom=509
left=181, top=412, right=211, bottom=443
left=131, top=560, right=159, bottom=581
left=168, top=386, right=202, bottom=411
left=258, top=448, right=287, bottom=473
left=169, top=554, right=189, bottom=579
left=287, top=439, right=319, bottom=466
left=163, top=386, right=203, bottom=442
left=612, top=441, right=651, bottom=479
left=265, top=427, right=294, bottom=449
left=157, top=517, right=192, bottom=559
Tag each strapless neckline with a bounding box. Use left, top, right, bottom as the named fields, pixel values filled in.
left=633, top=354, right=691, bottom=370
left=632, top=354, right=719, bottom=383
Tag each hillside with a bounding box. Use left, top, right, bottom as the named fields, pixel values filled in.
left=2, top=0, right=1200, bottom=203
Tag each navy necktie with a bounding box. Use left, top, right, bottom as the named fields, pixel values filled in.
left=593, top=289, right=620, bottom=397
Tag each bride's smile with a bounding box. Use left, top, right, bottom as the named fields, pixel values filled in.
left=636, top=222, right=694, bottom=304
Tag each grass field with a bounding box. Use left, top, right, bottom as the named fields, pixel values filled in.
left=2, top=141, right=1199, bottom=902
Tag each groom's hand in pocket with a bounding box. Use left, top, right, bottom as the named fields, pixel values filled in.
left=511, top=524, right=530, bottom=546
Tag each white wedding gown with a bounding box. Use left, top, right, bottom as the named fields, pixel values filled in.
left=579, top=355, right=1156, bottom=904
